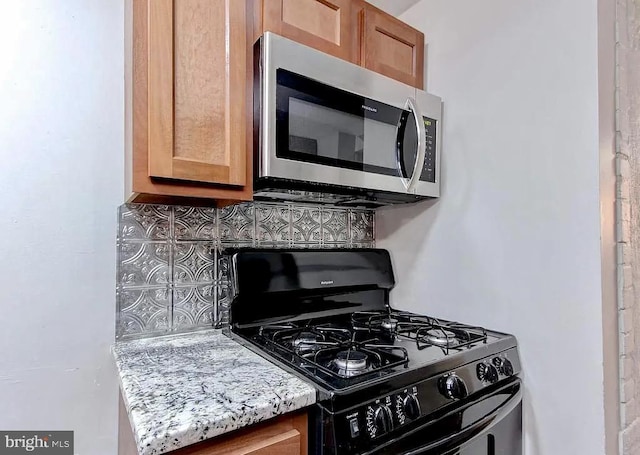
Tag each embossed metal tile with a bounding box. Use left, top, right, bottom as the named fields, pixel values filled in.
left=350, top=210, right=375, bottom=242
left=119, top=204, right=171, bottom=241
left=291, top=206, right=321, bottom=244
left=173, top=242, right=215, bottom=285
left=173, top=284, right=214, bottom=329
left=174, top=206, right=216, bottom=241
left=116, top=202, right=375, bottom=339
left=351, top=242, right=376, bottom=249
left=321, top=208, right=349, bottom=243
left=118, top=241, right=171, bottom=288
left=219, top=203, right=255, bottom=244
left=256, top=203, right=291, bottom=243
left=215, top=253, right=230, bottom=282
left=215, top=281, right=232, bottom=326
left=117, top=286, right=171, bottom=338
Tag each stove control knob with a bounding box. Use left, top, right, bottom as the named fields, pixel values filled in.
left=477, top=362, right=499, bottom=384
left=493, top=357, right=514, bottom=377
left=401, top=393, right=421, bottom=420
left=439, top=374, right=468, bottom=400
left=372, top=405, right=394, bottom=436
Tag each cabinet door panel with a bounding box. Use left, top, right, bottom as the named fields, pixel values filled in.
left=241, top=429, right=300, bottom=455
left=361, top=6, right=424, bottom=88
left=173, top=430, right=299, bottom=455
left=148, top=0, right=246, bottom=186
left=163, top=412, right=308, bottom=455
left=261, top=0, right=359, bottom=63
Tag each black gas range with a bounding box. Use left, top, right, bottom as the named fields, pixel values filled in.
left=225, top=248, right=522, bottom=455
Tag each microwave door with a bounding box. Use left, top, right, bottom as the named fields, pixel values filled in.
left=270, top=68, right=415, bottom=194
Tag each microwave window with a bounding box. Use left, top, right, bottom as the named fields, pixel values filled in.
left=288, top=98, right=399, bottom=171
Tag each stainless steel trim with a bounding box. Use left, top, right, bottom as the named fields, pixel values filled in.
left=404, top=97, right=426, bottom=192
left=258, top=32, right=442, bottom=199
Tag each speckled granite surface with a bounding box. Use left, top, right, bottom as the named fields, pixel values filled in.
left=113, top=329, right=316, bottom=455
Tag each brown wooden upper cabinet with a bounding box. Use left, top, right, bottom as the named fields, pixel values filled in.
left=253, top=1, right=424, bottom=88
left=360, top=4, right=425, bottom=89
left=254, top=0, right=361, bottom=64
left=126, top=0, right=253, bottom=204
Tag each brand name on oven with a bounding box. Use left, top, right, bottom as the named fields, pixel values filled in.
left=320, top=280, right=334, bottom=285
left=361, top=105, right=378, bottom=113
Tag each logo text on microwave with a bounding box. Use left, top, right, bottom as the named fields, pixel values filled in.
left=361, top=105, right=378, bottom=113
left=320, top=280, right=334, bottom=285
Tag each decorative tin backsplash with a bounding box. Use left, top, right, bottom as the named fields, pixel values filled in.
left=116, top=202, right=375, bottom=339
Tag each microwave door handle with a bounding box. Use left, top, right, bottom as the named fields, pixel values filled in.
left=395, top=108, right=411, bottom=190
left=405, top=97, right=427, bottom=192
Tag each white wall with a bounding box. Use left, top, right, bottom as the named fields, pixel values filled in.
left=0, top=1, right=123, bottom=454
left=379, top=1, right=605, bottom=454
left=366, top=0, right=421, bottom=16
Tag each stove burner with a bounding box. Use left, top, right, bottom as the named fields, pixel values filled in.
left=292, top=331, right=322, bottom=354
left=335, top=350, right=368, bottom=370
left=420, top=329, right=460, bottom=347
left=380, top=317, right=398, bottom=332
left=351, top=312, right=402, bottom=338
left=333, top=350, right=369, bottom=377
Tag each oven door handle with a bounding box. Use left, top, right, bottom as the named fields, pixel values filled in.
left=403, top=386, right=523, bottom=455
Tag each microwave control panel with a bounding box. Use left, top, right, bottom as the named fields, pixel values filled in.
left=420, top=118, right=437, bottom=183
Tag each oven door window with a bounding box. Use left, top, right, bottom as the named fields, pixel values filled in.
left=275, top=69, right=419, bottom=179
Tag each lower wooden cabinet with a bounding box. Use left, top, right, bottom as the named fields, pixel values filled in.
left=118, top=394, right=308, bottom=455
left=171, top=413, right=307, bottom=455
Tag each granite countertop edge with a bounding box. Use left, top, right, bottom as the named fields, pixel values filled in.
left=113, top=328, right=317, bottom=455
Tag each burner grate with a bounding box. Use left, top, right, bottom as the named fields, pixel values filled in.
left=258, top=323, right=409, bottom=379
left=253, top=309, right=488, bottom=383
left=352, top=310, right=488, bottom=355
left=311, top=340, right=409, bottom=378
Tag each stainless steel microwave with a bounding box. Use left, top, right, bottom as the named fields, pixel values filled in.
left=254, top=32, right=443, bottom=207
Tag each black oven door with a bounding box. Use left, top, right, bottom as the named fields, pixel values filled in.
left=368, top=379, right=522, bottom=455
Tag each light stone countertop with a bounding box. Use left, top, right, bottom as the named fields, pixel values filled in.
left=113, top=329, right=316, bottom=455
